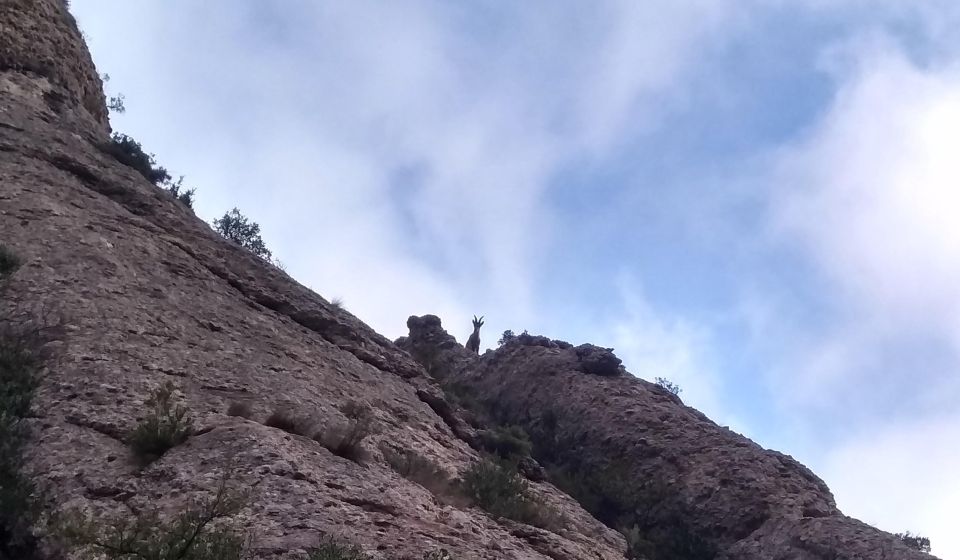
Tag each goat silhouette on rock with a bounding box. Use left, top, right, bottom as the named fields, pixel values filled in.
left=466, top=315, right=484, bottom=354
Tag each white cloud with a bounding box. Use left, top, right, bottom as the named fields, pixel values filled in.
left=771, top=39, right=960, bottom=401
left=71, top=0, right=739, bottom=340
left=603, top=274, right=734, bottom=426
left=822, top=413, right=960, bottom=560
left=768, top=36, right=960, bottom=559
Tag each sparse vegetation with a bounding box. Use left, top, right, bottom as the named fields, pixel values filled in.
left=264, top=409, right=311, bottom=436
left=654, top=377, right=681, bottom=396
left=0, top=246, right=21, bottom=279
left=478, top=425, right=532, bottom=462
left=0, top=247, right=43, bottom=559
left=304, top=538, right=371, bottom=560
left=213, top=208, right=272, bottom=260
left=461, top=458, right=556, bottom=529
left=497, top=330, right=515, bottom=346
left=226, top=401, right=253, bottom=419
left=128, top=381, right=194, bottom=464
left=100, top=133, right=196, bottom=208
left=383, top=448, right=461, bottom=503
left=163, top=175, right=196, bottom=208
left=420, top=551, right=454, bottom=560
left=61, top=475, right=251, bottom=560
left=107, top=92, right=126, bottom=114
left=313, top=401, right=374, bottom=463
left=530, top=409, right=713, bottom=560
left=895, top=532, right=931, bottom=553
left=101, top=73, right=126, bottom=115
left=102, top=132, right=170, bottom=185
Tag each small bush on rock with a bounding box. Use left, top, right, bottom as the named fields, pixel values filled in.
left=478, top=425, right=532, bottom=462
left=313, top=402, right=374, bottom=463
left=383, top=448, right=462, bottom=504
left=162, top=175, right=196, bottom=208
left=102, top=133, right=169, bottom=185
left=264, top=409, right=312, bottom=436
left=461, top=458, right=556, bottom=529
left=61, top=476, right=250, bottom=560
left=129, top=381, right=193, bottom=464
left=305, top=538, right=371, bottom=560
left=213, top=208, right=272, bottom=261
left=895, top=532, right=931, bottom=553
left=0, top=314, right=43, bottom=559
left=654, top=377, right=681, bottom=396
left=421, top=551, right=454, bottom=560
left=0, top=246, right=21, bottom=279
left=497, top=330, right=515, bottom=346
left=100, top=133, right=195, bottom=208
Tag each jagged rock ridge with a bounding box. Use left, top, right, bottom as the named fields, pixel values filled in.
left=0, top=1, right=937, bottom=559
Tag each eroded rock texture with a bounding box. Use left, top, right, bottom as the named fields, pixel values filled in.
left=0, top=1, right=937, bottom=559
left=401, top=317, right=937, bottom=560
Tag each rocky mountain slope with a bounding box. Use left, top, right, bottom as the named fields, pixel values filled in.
left=0, top=1, right=937, bottom=559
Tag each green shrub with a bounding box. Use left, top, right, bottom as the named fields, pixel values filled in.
left=128, top=381, right=194, bottom=464
left=102, top=133, right=171, bottom=185
left=896, top=532, right=931, bottom=553
left=497, top=330, right=515, bottom=346
left=0, top=246, right=20, bottom=280
left=478, top=425, right=532, bottom=462
left=305, top=538, right=371, bottom=560
left=530, top=412, right=713, bottom=560
left=162, top=175, right=196, bottom=208
left=654, top=377, right=681, bottom=396
left=61, top=476, right=250, bottom=560
left=100, top=133, right=195, bottom=208
left=383, top=448, right=461, bottom=504
left=421, top=551, right=454, bottom=560
left=460, top=458, right=555, bottom=529
left=0, top=320, right=42, bottom=559
left=213, top=208, right=272, bottom=260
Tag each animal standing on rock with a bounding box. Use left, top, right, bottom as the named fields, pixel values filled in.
left=466, top=315, right=484, bottom=354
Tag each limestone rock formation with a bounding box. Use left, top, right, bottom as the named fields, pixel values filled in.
left=399, top=317, right=937, bottom=560
left=0, top=2, right=623, bottom=558
left=0, top=1, right=938, bottom=559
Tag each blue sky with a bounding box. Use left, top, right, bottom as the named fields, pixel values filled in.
left=72, top=1, right=960, bottom=557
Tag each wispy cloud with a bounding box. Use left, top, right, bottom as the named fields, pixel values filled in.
left=73, top=0, right=740, bottom=341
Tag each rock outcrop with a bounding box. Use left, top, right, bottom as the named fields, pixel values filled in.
left=0, top=1, right=937, bottom=559
left=400, top=317, right=937, bottom=560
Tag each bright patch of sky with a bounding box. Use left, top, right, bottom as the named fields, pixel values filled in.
left=72, top=1, right=960, bottom=557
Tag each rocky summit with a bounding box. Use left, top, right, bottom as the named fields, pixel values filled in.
left=0, top=1, right=937, bottom=559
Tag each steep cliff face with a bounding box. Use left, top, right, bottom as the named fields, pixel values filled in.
left=0, top=0, right=108, bottom=136
left=0, top=2, right=937, bottom=560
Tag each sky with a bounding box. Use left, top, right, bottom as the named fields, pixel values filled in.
left=71, top=1, right=959, bottom=557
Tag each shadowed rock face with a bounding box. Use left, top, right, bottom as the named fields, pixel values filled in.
left=400, top=317, right=937, bottom=560
left=0, top=2, right=938, bottom=560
